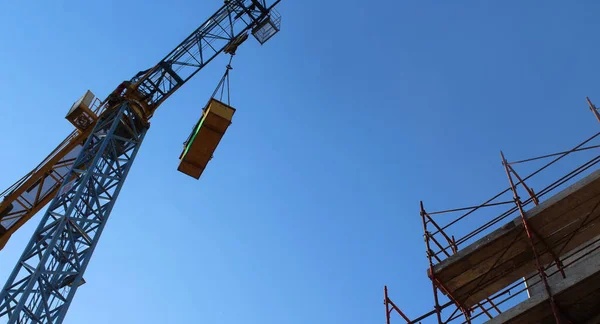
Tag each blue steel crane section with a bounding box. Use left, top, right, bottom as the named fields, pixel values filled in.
left=130, top=0, right=281, bottom=113
left=0, top=0, right=280, bottom=252
left=0, top=103, right=147, bottom=323
left=0, top=0, right=281, bottom=323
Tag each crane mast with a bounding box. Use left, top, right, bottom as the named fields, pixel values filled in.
left=0, top=1, right=281, bottom=323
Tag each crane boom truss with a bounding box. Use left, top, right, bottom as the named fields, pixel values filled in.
left=0, top=99, right=106, bottom=250
left=0, top=1, right=280, bottom=322
left=0, top=0, right=280, bottom=252
left=0, top=103, right=147, bottom=323
left=131, top=0, right=280, bottom=111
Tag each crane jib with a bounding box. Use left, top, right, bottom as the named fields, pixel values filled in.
left=129, top=0, right=281, bottom=114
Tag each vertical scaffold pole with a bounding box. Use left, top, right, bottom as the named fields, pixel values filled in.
left=0, top=102, right=148, bottom=324
left=501, top=151, right=563, bottom=324
left=385, top=286, right=392, bottom=324
left=506, top=164, right=566, bottom=278
left=384, top=286, right=411, bottom=323
left=420, top=202, right=449, bottom=324
left=587, top=97, right=600, bottom=124
left=421, top=202, right=473, bottom=323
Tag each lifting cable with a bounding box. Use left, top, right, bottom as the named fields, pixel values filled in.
left=210, top=54, right=234, bottom=106
left=183, top=55, right=234, bottom=146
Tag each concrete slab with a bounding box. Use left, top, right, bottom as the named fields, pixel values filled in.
left=429, top=168, right=600, bottom=308
left=525, top=233, right=600, bottom=297
left=485, top=233, right=600, bottom=323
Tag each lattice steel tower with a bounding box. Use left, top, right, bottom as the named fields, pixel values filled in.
left=0, top=1, right=282, bottom=322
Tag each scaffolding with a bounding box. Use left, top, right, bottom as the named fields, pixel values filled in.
left=385, top=98, right=600, bottom=324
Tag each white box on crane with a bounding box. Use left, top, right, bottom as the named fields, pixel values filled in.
left=66, top=90, right=98, bottom=131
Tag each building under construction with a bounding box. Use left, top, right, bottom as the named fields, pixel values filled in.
left=385, top=99, right=600, bottom=324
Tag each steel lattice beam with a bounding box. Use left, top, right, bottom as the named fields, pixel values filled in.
left=0, top=0, right=281, bottom=252
left=131, top=0, right=281, bottom=111
left=0, top=103, right=147, bottom=323
left=0, top=1, right=282, bottom=322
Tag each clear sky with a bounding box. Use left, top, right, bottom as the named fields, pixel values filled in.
left=1, top=1, right=600, bottom=323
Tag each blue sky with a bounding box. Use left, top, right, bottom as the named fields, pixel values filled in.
left=1, top=1, right=600, bottom=323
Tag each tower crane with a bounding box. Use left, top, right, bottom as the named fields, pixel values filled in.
left=0, top=1, right=281, bottom=322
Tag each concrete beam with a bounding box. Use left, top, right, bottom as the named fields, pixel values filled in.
left=429, top=168, right=600, bottom=308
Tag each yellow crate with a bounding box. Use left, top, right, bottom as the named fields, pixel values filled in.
left=178, top=99, right=236, bottom=179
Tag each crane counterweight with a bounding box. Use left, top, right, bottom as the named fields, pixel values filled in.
left=66, top=90, right=98, bottom=131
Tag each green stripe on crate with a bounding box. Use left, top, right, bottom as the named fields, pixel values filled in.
left=182, top=111, right=209, bottom=159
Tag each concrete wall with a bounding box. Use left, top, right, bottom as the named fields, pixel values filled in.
left=525, top=234, right=600, bottom=297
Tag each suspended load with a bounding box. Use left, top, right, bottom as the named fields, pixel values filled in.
left=178, top=98, right=236, bottom=179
